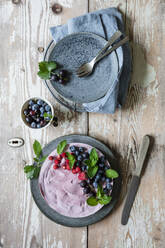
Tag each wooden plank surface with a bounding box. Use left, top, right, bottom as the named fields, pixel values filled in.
left=0, top=1, right=88, bottom=248
left=1, top=0, right=165, bottom=247
left=88, top=0, right=165, bottom=248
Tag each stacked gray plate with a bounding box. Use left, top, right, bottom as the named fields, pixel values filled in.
left=44, top=32, right=120, bottom=112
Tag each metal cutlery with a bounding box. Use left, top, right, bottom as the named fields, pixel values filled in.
left=76, top=31, right=128, bottom=77
left=121, top=135, right=150, bottom=225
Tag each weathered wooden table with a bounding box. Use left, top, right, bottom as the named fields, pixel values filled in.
left=1, top=0, right=165, bottom=247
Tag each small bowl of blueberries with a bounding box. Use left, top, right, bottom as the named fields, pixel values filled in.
left=21, top=97, right=58, bottom=129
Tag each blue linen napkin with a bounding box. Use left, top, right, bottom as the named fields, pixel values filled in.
left=50, top=8, right=131, bottom=113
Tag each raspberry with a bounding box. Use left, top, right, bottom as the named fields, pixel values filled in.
left=66, top=159, right=70, bottom=165
left=54, top=159, right=60, bottom=165
left=56, top=154, right=62, bottom=160
left=48, top=156, right=54, bottom=160
left=72, top=168, right=77, bottom=174
left=53, top=164, right=58, bottom=170
left=61, top=152, right=66, bottom=158
left=66, top=165, right=71, bottom=170
left=78, top=172, right=86, bottom=180
left=75, top=167, right=81, bottom=173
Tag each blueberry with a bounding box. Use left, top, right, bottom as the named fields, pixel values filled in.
left=59, top=70, right=67, bottom=77
left=82, top=152, right=89, bottom=159
left=25, top=116, right=32, bottom=124
left=99, top=163, right=105, bottom=168
left=37, top=124, right=41, bottom=128
left=103, top=188, right=109, bottom=194
left=47, top=111, right=52, bottom=115
left=104, top=166, right=109, bottom=171
left=45, top=116, right=51, bottom=121
left=106, top=178, right=112, bottom=183
left=23, top=109, right=29, bottom=116
left=100, top=156, right=106, bottom=163
left=32, top=104, right=39, bottom=111
left=98, top=170, right=104, bottom=175
left=40, top=113, right=44, bottom=117
left=70, top=146, right=76, bottom=152
left=40, top=107, right=45, bottom=113
left=106, top=183, right=112, bottom=190
left=29, top=100, right=35, bottom=105
left=87, top=178, right=93, bottom=184
left=75, top=161, right=81, bottom=167
left=80, top=180, right=87, bottom=188
left=40, top=120, right=46, bottom=126
left=93, top=182, right=98, bottom=188
left=101, top=176, right=106, bottom=182
left=45, top=104, right=51, bottom=112
left=58, top=78, right=65, bottom=84
left=51, top=74, right=59, bottom=81
left=79, top=147, right=84, bottom=153
left=28, top=105, right=32, bottom=110
left=37, top=99, right=44, bottom=105
left=83, top=187, right=90, bottom=194
left=31, top=122, right=37, bottom=128
left=81, top=165, right=86, bottom=171
left=36, top=118, right=40, bottom=123
left=77, top=155, right=83, bottom=161
left=75, top=150, right=80, bottom=156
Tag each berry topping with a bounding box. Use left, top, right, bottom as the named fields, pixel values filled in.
left=77, top=155, right=83, bottom=161
left=83, top=187, right=90, bottom=194
left=23, top=109, right=29, bottom=116
left=66, top=165, right=71, bottom=170
left=79, top=147, right=85, bottom=153
left=54, top=159, right=60, bottom=165
left=53, top=164, right=59, bottom=170
left=61, top=152, right=66, bottom=158
left=48, top=156, right=54, bottom=160
left=78, top=172, right=86, bottom=180
left=70, top=145, right=76, bottom=152
left=72, top=168, right=77, bottom=174
left=75, top=167, right=81, bottom=173
left=80, top=180, right=87, bottom=188
left=56, top=154, right=62, bottom=160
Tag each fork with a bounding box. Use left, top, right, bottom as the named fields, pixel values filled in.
left=76, top=34, right=129, bottom=77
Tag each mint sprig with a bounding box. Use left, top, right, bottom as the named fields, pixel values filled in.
left=86, top=184, right=112, bottom=206
left=37, top=61, right=57, bottom=80
left=84, top=148, right=99, bottom=178
left=66, top=152, right=76, bottom=169
left=24, top=140, right=47, bottom=179
left=57, top=140, right=67, bottom=154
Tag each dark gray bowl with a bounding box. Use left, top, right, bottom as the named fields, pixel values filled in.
left=30, top=135, right=121, bottom=227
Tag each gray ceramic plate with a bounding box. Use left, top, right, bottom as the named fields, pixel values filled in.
left=30, top=135, right=121, bottom=227
left=44, top=33, right=119, bottom=111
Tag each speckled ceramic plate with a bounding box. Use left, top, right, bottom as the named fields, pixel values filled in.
left=30, top=135, right=121, bottom=227
left=44, top=32, right=119, bottom=111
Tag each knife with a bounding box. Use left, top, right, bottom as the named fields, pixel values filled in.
left=121, top=135, right=150, bottom=225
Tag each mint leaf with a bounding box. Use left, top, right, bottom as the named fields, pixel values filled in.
left=37, top=71, right=50, bottom=80
left=87, top=165, right=98, bottom=178
left=98, top=195, right=112, bottom=205
left=33, top=140, right=42, bottom=158
left=97, top=184, right=103, bottom=199
left=24, top=165, right=34, bottom=173
left=87, top=196, right=98, bottom=206
left=26, top=169, right=35, bottom=179
left=105, top=169, right=119, bottom=179
left=66, top=152, right=75, bottom=169
left=34, top=158, right=39, bottom=162
left=39, top=61, right=49, bottom=71
left=46, top=61, right=57, bottom=71
left=33, top=167, right=41, bottom=178
left=57, top=140, right=67, bottom=154
left=43, top=112, right=52, bottom=119
left=89, top=148, right=98, bottom=167
left=39, top=155, right=48, bottom=163
left=84, top=159, right=91, bottom=167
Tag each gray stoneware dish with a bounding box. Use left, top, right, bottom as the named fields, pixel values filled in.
left=43, top=32, right=119, bottom=112
left=30, top=135, right=121, bottom=227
